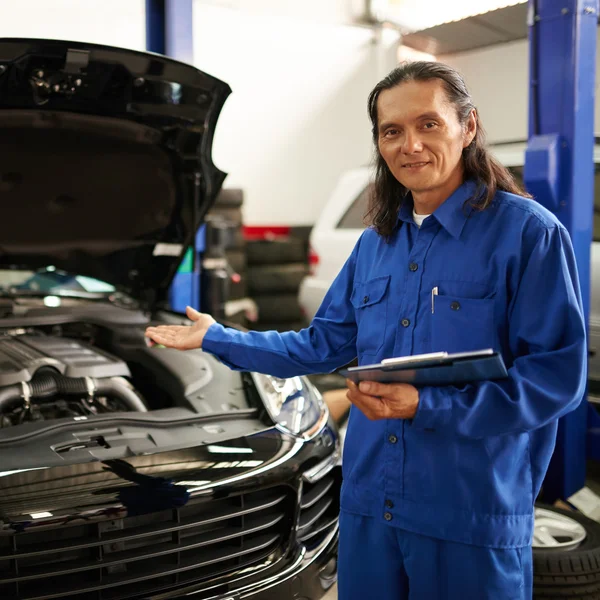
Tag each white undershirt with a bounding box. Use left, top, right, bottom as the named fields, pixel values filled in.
left=413, top=209, right=431, bottom=228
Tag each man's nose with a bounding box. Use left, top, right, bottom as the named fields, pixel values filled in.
left=401, top=131, right=423, bottom=154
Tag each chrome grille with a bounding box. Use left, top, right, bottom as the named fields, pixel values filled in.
left=298, top=467, right=341, bottom=547
left=0, top=486, right=293, bottom=600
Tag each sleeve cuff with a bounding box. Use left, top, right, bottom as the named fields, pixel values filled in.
left=411, top=386, right=452, bottom=431
left=202, top=323, right=233, bottom=357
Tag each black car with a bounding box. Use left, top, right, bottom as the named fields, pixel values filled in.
left=0, top=39, right=340, bottom=600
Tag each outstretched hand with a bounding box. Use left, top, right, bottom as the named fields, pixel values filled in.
left=145, top=306, right=216, bottom=351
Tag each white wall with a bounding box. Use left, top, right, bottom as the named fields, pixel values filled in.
left=439, top=31, right=600, bottom=143
left=193, top=2, right=399, bottom=226
left=195, top=0, right=367, bottom=27
left=0, top=0, right=146, bottom=51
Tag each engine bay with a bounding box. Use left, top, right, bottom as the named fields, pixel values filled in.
left=0, top=304, right=253, bottom=430
left=0, top=333, right=139, bottom=426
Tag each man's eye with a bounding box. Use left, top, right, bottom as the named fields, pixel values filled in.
left=423, top=122, right=437, bottom=129
left=384, top=129, right=398, bottom=137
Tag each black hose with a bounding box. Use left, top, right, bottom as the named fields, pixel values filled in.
left=0, top=372, right=147, bottom=414
left=27, top=375, right=56, bottom=398
left=54, top=375, right=89, bottom=396
left=26, top=371, right=88, bottom=398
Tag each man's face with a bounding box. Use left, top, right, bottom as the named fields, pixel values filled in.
left=376, top=79, right=475, bottom=198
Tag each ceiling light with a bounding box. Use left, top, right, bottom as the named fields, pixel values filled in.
left=371, top=0, right=527, bottom=32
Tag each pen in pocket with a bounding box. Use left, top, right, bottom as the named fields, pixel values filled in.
left=431, top=286, right=438, bottom=314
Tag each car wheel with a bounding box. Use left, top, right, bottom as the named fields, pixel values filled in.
left=533, top=505, right=600, bottom=599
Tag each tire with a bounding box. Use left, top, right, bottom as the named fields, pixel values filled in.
left=253, top=294, right=304, bottom=322
left=246, top=239, right=306, bottom=265
left=534, top=581, right=600, bottom=599
left=533, top=505, right=600, bottom=598
left=228, top=229, right=246, bottom=250
left=228, top=278, right=248, bottom=301
left=215, top=188, right=243, bottom=208
left=206, top=206, right=242, bottom=227
left=222, top=312, right=248, bottom=328
left=226, top=249, right=247, bottom=275
left=248, top=263, right=308, bottom=294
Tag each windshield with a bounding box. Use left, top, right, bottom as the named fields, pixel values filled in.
left=0, top=267, right=116, bottom=295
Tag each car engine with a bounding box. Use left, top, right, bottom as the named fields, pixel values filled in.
left=0, top=332, right=146, bottom=427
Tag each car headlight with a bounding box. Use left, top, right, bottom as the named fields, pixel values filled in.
left=251, top=373, right=328, bottom=439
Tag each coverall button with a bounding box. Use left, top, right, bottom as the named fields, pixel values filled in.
left=409, top=262, right=418, bottom=272
left=363, top=295, right=370, bottom=304
left=385, top=499, right=394, bottom=509
left=450, top=301, right=461, bottom=311
left=384, top=512, right=393, bottom=521
left=388, top=434, right=398, bottom=444
left=401, top=318, right=410, bottom=327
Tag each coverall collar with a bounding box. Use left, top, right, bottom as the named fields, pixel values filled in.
left=398, top=179, right=479, bottom=240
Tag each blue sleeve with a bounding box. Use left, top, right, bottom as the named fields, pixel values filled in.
left=412, top=225, right=587, bottom=438
left=201, top=236, right=362, bottom=378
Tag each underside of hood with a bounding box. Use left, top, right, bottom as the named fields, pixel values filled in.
left=0, top=38, right=231, bottom=306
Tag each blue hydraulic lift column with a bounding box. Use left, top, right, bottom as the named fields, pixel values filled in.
left=524, top=0, right=598, bottom=501
left=146, top=0, right=194, bottom=59
left=146, top=0, right=204, bottom=312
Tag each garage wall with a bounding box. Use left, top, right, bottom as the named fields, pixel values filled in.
left=194, top=0, right=367, bottom=26
left=439, top=31, right=600, bottom=143
left=0, top=0, right=146, bottom=51
left=193, top=3, right=400, bottom=226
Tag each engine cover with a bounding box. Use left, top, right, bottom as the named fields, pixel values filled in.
left=0, top=335, right=130, bottom=386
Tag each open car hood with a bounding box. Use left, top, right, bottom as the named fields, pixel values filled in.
left=0, top=38, right=231, bottom=306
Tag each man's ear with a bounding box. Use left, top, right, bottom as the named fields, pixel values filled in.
left=463, top=109, right=477, bottom=148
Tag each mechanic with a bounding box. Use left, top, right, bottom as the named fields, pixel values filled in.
left=145, top=61, right=587, bottom=600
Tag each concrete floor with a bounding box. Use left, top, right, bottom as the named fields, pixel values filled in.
left=323, top=584, right=338, bottom=600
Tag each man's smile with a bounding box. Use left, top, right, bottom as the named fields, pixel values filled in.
left=402, top=161, right=431, bottom=169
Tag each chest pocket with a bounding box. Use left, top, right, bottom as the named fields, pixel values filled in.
left=431, top=281, right=497, bottom=354
left=351, top=275, right=390, bottom=355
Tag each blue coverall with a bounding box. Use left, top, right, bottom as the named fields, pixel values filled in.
left=202, top=180, right=587, bottom=599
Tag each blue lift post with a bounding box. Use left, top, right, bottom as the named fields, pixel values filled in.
left=524, top=0, right=598, bottom=501
left=146, top=0, right=204, bottom=312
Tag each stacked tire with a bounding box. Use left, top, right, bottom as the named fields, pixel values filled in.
left=204, top=189, right=249, bottom=327
left=246, top=237, right=309, bottom=332
left=533, top=505, right=600, bottom=599
left=207, top=189, right=248, bottom=302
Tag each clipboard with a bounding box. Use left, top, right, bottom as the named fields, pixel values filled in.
left=339, top=348, right=507, bottom=386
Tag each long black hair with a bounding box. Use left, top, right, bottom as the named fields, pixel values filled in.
left=366, top=61, right=531, bottom=238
